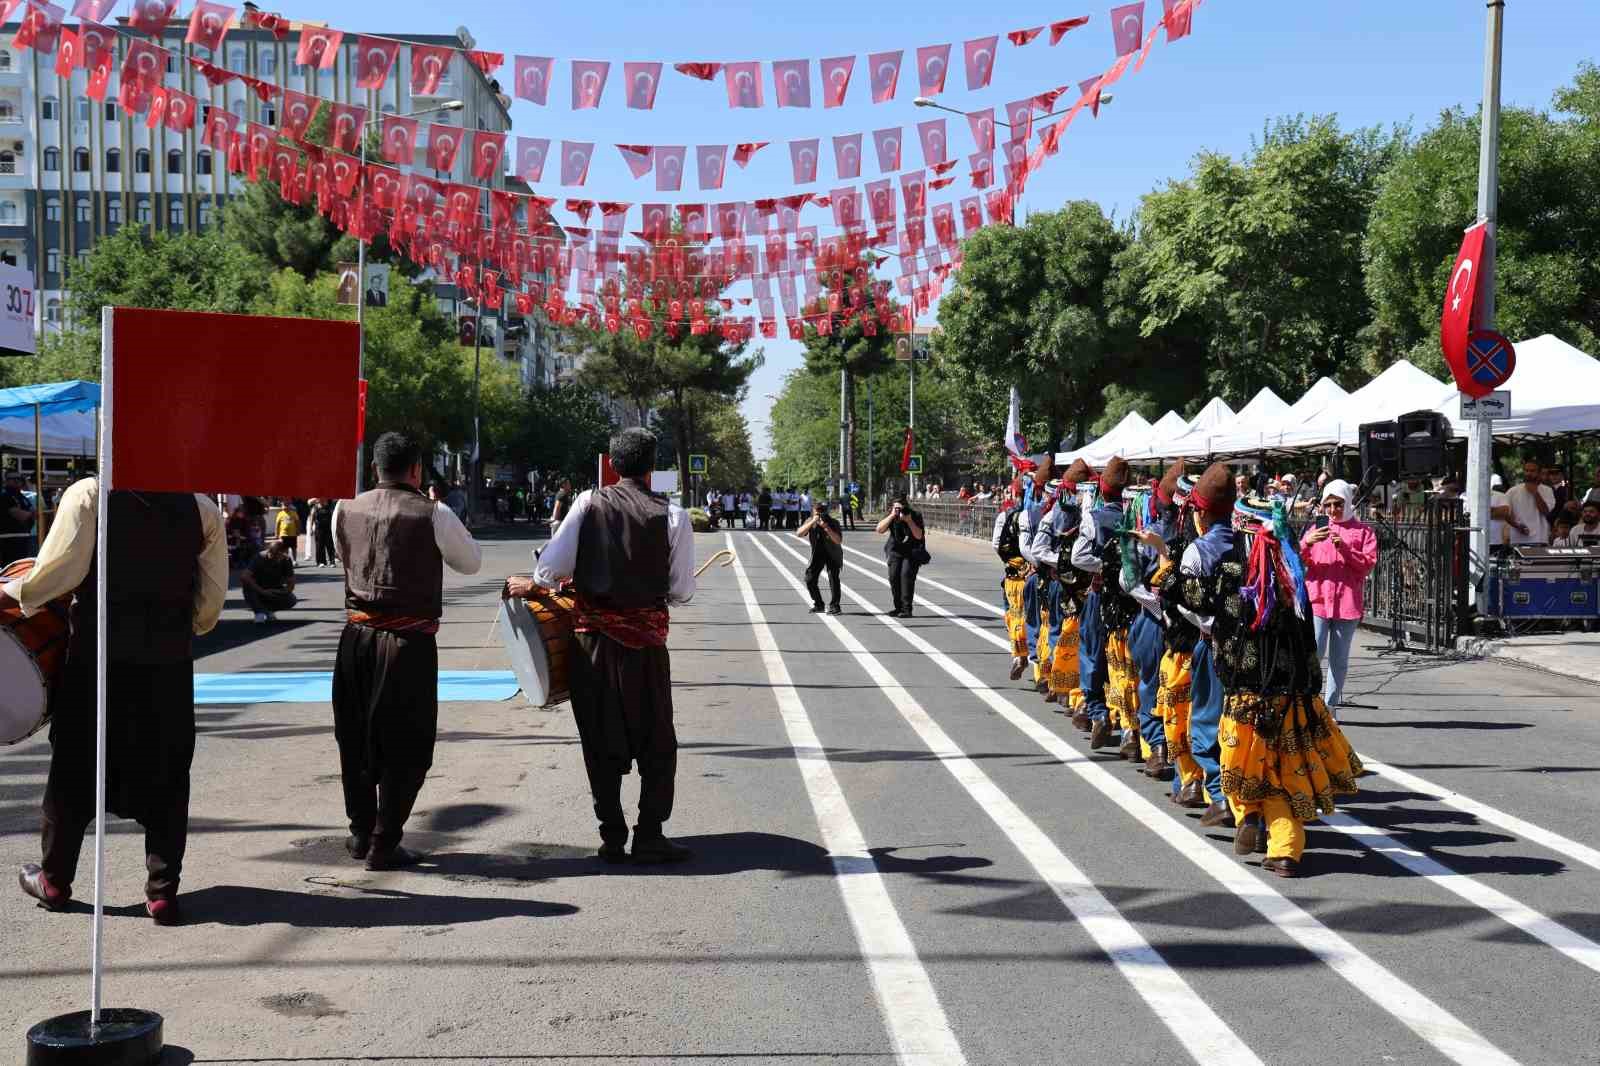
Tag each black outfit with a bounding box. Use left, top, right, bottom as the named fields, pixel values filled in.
left=332, top=483, right=444, bottom=852
left=313, top=500, right=337, bottom=565
left=757, top=491, right=772, bottom=530
left=243, top=551, right=297, bottom=612
left=883, top=507, right=927, bottom=614
left=42, top=491, right=202, bottom=902
left=805, top=514, right=844, bottom=610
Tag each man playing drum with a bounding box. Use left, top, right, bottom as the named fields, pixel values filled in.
left=506, top=428, right=696, bottom=864
left=3, top=478, right=227, bottom=924
left=332, top=432, right=482, bottom=871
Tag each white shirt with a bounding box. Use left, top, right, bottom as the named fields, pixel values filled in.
left=721, top=493, right=735, bottom=510
left=1028, top=504, right=1070, bottom=567
left=800, top=492, right=812, bottom=510
left=531, top=487, right=695, bottom=605
left=332, top=495, right=483, bottom=576
left=1505, top=482, right=1555, bottom=545
left=1563, top=520, right=1600, bottom=547
left=1488, top=490, right=1509, bottom=547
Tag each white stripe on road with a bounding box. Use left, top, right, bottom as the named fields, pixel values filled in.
left=723, top=534, right=966, bottom=1066
left=768, top=536, right=1519, bottom=1066
left=841, top=541, right=1006, bottom=617
left=745, top=535, right=1263, bottom=1065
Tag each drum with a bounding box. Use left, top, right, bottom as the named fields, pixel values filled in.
left=499, top=586, right=577, bottom=708
left=1, top=558, right=70, bottom=745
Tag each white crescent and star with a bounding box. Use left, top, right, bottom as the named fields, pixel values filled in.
left=1451, top=259, right=1475, bottom=312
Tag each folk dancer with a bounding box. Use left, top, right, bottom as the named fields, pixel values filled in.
left=1071, top=456, right=1133, bottom=750
left=1123, top=470, right=1182, bottom=775
left=1028, top=470, right=1080, bottom=706
left=991, top=479, right=1031, bottom=680
left=515, top=428, right=698, bottom=863
left=1016, top=464, right=1050, bottom=691
left=1141, top=472, right=1209, bottom=804
left=9, top=479, right=227, bottom=923
left=1046, top=460, right=1093, bottom=710
left=332, top=432, right=483, bottom=870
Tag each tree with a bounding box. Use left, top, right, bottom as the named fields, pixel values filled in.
left=1364, top=67, right=1600, bottom=375
left=796, top=254, right=897, bottom=484
left=219, top=178, right=346, bottom=279
left=653, top=391, right=758, bottom=490
left=501, top=383, right=617, bottom=485
left=935, top=201, right=1132, bottom=451
left=62, top=226, right=273, bottom=329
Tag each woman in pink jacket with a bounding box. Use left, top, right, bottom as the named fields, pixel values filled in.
left=1299, top=479, right=1379, bottom=714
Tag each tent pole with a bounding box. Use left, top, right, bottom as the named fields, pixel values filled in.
left=34, top=402, right=46, bottom=542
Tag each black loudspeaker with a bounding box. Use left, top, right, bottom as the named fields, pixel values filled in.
left=1359, top=420, right=1400, bottom=484
left=1397, top=409, right=1449, bottom=478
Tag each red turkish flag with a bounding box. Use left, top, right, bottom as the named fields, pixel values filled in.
left=696, top=145, right=728, bottom=190
left=1440, top=221, right=1490, bottom=391
left=830, top=187, right=862, bottom=229
left=1162, top=0, right=1193, bottom=40
left=866, top=179, right=896, bottom=226
left=467, top=50, right=504, bottom=76
left=268, top=144, right=298, bottom=188
left=929, top=175, right=956, bottom=192
left=560, top=141, right=594, bottom=186
left=380, top=113, right=418, bottom=165
left=960, top=196, right=984, bottom=233
left=624, top=61, right=662, bottom=109
left=963, top=36, right=998, bottom=90
left=872, top=127, right=902, bottom=172
left=733, top=142, right=768, bottom=168
left=352, top=36, right=398, bottom=90
left=965, top=108, right=997, bottom=152
left=679, top=203, right=709, bottom=240
left=654, top=145, right=686, bottom=191
left=901, top=170, right=927, bottom=216
left=202, top=106, right=239, bottom=151
left=327, top=103, right=364, bottom=153
left=1110, top=2, right=1144, bottom=56
left=516, top=137, right=550, bottom=182
left=832, top=133, right=863, bottom=180
left=915, top=44, right=951, bottom=96
left=515, top=55, right=554, bottom=104
left=1004, top=99, right=1034, bottom=141
left=127, top=0, right=176, bottom=36
left=70, top=0, right=115, bottom=17
left=640, top=203, right=670, bottom=239
left=296, top=25, right=342, bottom=70
left=15, top=4, right=63, bottom=57
left=674, top=61, right=722, bottom=81
left=183, top=1, right=231, bottom=50
left=917, top=118, right=949, bottom=166
left=406, top=174, right=439, bottom=214
left=968, top=152, right=994, bottom=188
left=367, top=166, right=404, bottom=211
left=472, top=130, right=506, bottom=181
left=53, top=26, right=76, bottom=76
left=867, top=50, right=902, bottom=103
left=1008, top=25, right=1044, bottom=46
left=427, top=123, right=462, bottom=171
left=327, top=152, right=361, bottom=196
left=572, top=59, right=609, bottom=109
left=932, top=203, right=956, bottom=246
left=899, top=427, right=915, bottom=472
left=773, top=59, right=811, bottom=107
left=243, top=122, right=273, bottom=178
left=143, top=85, right=169, bottom=128
left=411, top=44, right=453, bottom=96
left=122, top=38, right=164, bottom=90
left=617, top=144, right=654, bottom=179
left=79, top=18, right=112, bottom=66
left=789, top=138, right=819, bottom=184
left=1050, top=15, right=1091, bottom=44
left=279, top=89, right=317, bottom=141
left=725, top=61, right=764, bottom=108
left=820, top=55, right=854, bottom=107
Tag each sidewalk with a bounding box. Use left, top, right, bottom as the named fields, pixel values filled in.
left=1455, top=630, right=1600, bottom=687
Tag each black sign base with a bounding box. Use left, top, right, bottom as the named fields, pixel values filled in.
left=26, top=1009, right=163, bottom=1066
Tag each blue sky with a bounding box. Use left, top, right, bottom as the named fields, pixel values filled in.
left=329, top=0, right=1600, bottom=456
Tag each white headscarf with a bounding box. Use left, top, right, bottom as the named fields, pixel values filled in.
left=1321, top=478, right=1356, bottom=520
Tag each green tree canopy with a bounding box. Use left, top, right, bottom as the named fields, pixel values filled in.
left=796, top=255, right=899, bottom=482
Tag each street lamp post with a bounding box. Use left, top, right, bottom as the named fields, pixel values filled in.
left=1467, top=1, right=1505, bottom=599
left=353, top=99, right=464, bottom=494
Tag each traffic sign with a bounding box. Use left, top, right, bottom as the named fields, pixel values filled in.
left=0, top=261, right=37, bottom=356
left=687, top=454, right=708, bottom=475
left=906, top=454, right=923, bottom=474
left=1463, top=329, right=1516, bottom=396
left=1459, top=390, right=1510, bottom=421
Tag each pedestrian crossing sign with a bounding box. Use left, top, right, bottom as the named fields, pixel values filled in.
left=907, top=455, right=923, bottom=474
left=688, top=454, right=708, bottom=474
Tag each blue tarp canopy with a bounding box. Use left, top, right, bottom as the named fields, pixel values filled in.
left=0, top=380, right=100, bottom=453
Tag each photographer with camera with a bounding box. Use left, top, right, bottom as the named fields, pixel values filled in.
left=797, top=499, right=845, bottom=615
left=875, top=494, right=928, bottom=617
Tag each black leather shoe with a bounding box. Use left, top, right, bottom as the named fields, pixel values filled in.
left=1233, top=814, right=1263, bottom=855
left=631, top=835, right=693, bottom=864
left=1198, top=800, right=1233, bottom=828
left=1175, top=780, right=1208, bottom=809
left=345, top=833, right=371, bottom=860
left=1071, top=710, right=1092, bottom=732
left=1009, top=657, right=1026, bottom=681
left=365, top=844, right=425, bottom=871
left=809, top=604, right=825, bottom=613
left=1089, top=719, right=1116, bottom=750
left=1035, top=679, right=1049, bottom=694
left=827, top=605, right=842, bottom=615
left=1118, top=732, right=1141, bottom=761
left=598, top=842, right=629, bottom=864
left=1044, top=690, right=1058, bottom=704
left=18, top=864, right=69, bottom=911
left=1262, top=856, right=1300, bottom=878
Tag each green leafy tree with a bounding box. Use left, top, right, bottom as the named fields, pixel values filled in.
left=797, top=255, right=898, bottom=483
left=653, top=390, right=758, bottom=490
left=62, top=227, right=273, bottom=329
left=501, top=383, right=617, bottom=483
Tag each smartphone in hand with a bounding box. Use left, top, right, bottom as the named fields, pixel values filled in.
left=1314, top=515, right=1330, bottom=530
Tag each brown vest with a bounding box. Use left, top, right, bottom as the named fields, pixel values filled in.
left=574, top=481, right=671, bottom=610
left=70, top=490, right=203, bottom=666
left=336, top=483, right=443, bottom=620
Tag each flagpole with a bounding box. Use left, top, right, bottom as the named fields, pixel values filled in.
left=908, top=355, right=916, bottom=498
left=1467, top=0, right=1504, bottom=596
left=91, top=307, right=112, bottom=1026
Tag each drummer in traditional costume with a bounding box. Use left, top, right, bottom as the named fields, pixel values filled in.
left=5, top=479, right=227, bottom=923
left=1046, top=460, right=1093, bottom=711
left=332, top=432, right=482, bottom=870
left=1070, top=456, right=1130, bottom=750
left=511, top=428, right=697, bottom=864
left=989, top=478, right=1030, bottom=680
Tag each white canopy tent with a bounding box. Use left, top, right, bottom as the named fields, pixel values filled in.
left=1148, top=410, right=1189, bottom=440
left=1205, top=377, right=1350, bottom=456
left=0, top=381, right=101, bottom=455
left=1129, top=388, right=1289, bottom=460
left=1435, top=334, right=1600, bottom=439
left=1274, top=360, right=1454, bottom=451
left=1056, top=410, right=1153, bottom=466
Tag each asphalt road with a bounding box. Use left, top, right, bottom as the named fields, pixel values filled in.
left=3, top=524, right=1598, bottom=1065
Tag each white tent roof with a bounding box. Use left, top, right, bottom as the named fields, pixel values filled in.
left=1186, top=397, right=1234, bottom=433
left=1207, top=377, right=1350, bottom=455
left=1056, top=410, right=1153, bottom=466
left=1133, top=388, right=1289, bottom=459
left=1149, top=410, right=1188, bottom=438
left=1275, top=360, right=1454, bottom=450
left=1436, top=334, right=1600, bottom=438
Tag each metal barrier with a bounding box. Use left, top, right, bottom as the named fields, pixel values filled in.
left=1363, top=498, right=1467, bottom=653
left=913, top=499, right=999, bottom=541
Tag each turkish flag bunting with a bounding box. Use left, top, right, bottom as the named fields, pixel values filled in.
left=773, top=59, right=811, bottom=107
left=820, top=55, right=854, bottom=107
left=832, top=133, right=863, bottom=179
left=1162, top=0, right=1193, bottom=39
left=565, top=198, right=593, bottom=222
left=514, top=55, right=554, bottom=103
left=122, top=38, right=164, bottom=89
left=873, top=127, right=902, bottom=172
left=733, top=141, right=768, bottom=168
left=867, top=50, right=901, bottom=103
left=1440, top=221, right=1490, bottom=394
left=966, top=108, right=997, bottom=151
left=915, top=44, right=951, bottom=96
left=1008, top=25, right=1044, bottom=45
left=866, top=179, right=896, bottom=226
left=918, top=118, right=949, bottom=165
left=899, top=428, right=915, bottom=473
left=654, top=145, right=686, bottom=191
left=467, top=50, right=504, bottom=76
left=624, top=61, right=663, bottom=109
left=10, top=5, right=60, bottom=57
left=725, top=62, right=764, bottom=108
left=1079, top=77, right=1103, bottom=117
left=560, top=141, right=594, bottom=186
left=144, top=86, right=169, bottom=129
left=243, top=123, right=273, bottom=178
left=297, top=25, right=342, bottom=69
left=572, top=59, right=609, bottom=109
left=70, top=0, right=116, bottom=17
left=1110, top=2, right=1144, bottom=56
left=830, top=187, right=862, bottom=229
left=1005, top=99, right=1034, bottom=140
left=367, top=166, right=404, bottom=211
left=1050, top=15, right=1091, bottom=44
left=471, top=130, right=506, bottom=181
left=411, top=44, right=453, bottom=96
left=53, top=26, right=76, bottom=77
left=696, top=145, right=728, bottom=190
left=427, top=123, right=462, bottom=171
left=963, top=36, right=998, bottom=90
left=80, top=19, right=113, bottom=67
left=516, top=136, right=550, bottom=182
left=280, top=89, right=318, bottom=141
left=640, top=203, right=670, bottom=239
left=128, top=0, right=177, bottom=36
left=317, top=102, right=358, bottom=153
left=185, top=1, right=232, bottom=50
left=901, top=170, right=927, bottom=216
left=617, top=144, right=654, bottom=179
left=789, top=138, right=819, bottom=184
left=960, top=196, right=984, bottom=232
left=929, top=175, right=956, bottom=192
left=202, top=106, right=239, bottom=151
left=354, top=36, right=398, bottom=90
left=932, top=203, right=956, bottom=246
left=406, top=174, right=439, bottom=213
left=674, top=61, right=722, bottom=81
left=380, top=113, right=419, bottom=164
left=930, top=159, right=959, bottom=176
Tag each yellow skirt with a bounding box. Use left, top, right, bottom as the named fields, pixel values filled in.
left=1104, top=628, right=1140, bottom=733
left=1002, top=569, right=1029, bottom=661
left=1156, top=650, right=1200, bottom=785
left=1219, top=693, right=1363, bottom=820
left=1050, top=614, right=1081, bottom=703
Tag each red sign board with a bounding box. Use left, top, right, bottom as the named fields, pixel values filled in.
left=1462, top=329, right=1516, bottom=397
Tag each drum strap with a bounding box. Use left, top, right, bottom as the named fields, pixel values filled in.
left=347, top=610, right=441, bottom=636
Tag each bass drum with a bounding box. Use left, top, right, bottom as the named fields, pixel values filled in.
left=1, top=558, right=71, bottom=745
left=498, top=586, right=576, bottom=708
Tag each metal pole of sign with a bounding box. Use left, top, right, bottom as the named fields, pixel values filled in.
left=908, top=356, right=917, bottom=499
left=354, top=134, right=368, bottom=496
left=839, top=369, right=847, bottom=507
left=866, top=377, right=874, bottom=510
left=1467, top=0, right=1504, bottom=606
left=471, top=297, right=484, bottom=524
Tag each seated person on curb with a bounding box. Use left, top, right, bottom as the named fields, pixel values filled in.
left=242, top=537, right=298, bottom=622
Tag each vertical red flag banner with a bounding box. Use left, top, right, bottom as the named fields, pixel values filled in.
left=411, top=44, right=452, bottom=96
left=1162, top=0, right=1193, bottom=39
left=354, top=36, right=399, bottom=90
left=963, top=36, right=998, bottom=90
left=872, top=127, right=902, bottom=172
left=899, top=427, right=915, bottom=473
left=559, top=140, right=594, bottom=186
left=71, top=0, right=117, bottom=19
left=356, top=379, right=368, bottom=448
left=516, top=136, right=549, bottom=181
left=53, top=26, right=78, bottom=76
left=773, top=58, right=811, bottom=107
left=279, top=89, right=317, bottom=141
left=917, top=118, right=948, bottom=165
left=967, top=108, right=996, bottom=151
left=381, top=113, right=418, bottom=165
left=625, top=61, right=662, bottom=109
left=1110, top=1, right=1144, bottom=56
left=915, top=44, right=951, bottom=96
left=427, top=122, right=460, bottom=171
left=696, top=145, right=727, bottom=190
left=789, top=138, right=819, bottom=184
left=297, top=25, right=342, bottom=69
left=572, top=59, right=609, bottom=109
left=471, top=130, right=506, bottom=181
left=820, top=55, right=854, bottom=107
left=107, top=309, right=359, bottom=498
left=654, top=145, right=686, bottom=191
left=515, top=55, right=554, bottom=103
left=725, top=61, right=764, bottom=108
left=185, top=0, right=232, bottom=51
left=867, top=50, right=901, bottom=103
left=128, top=0, right=178, bottom=37
left=1440, top=221, right=1491, bottom=393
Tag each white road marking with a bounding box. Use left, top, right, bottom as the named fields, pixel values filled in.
left=746, top=535, right=1263, bottom=1065
left=724, top=534, right=967, bottom=1066
left=769, top=536, right=1520, bottom=1066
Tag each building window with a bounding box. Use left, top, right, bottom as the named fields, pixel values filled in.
left=0, top=200, right=15, bottom=222
left=135, top=149, right=150, bottom=174
left=105, top=148, right=120, bottom=172
left=196, top=149, right=212, bottom=175
left=228, top=47, right=245, bottom=70
left=76, top=97, right=91, bottom=122
left=166, top=54, right=177, bottom=74
left=44, top=196, right=60, bottom=221
left=166, top=149, right=182, bottom=174
left=0, top=150, right=13, bottom=175
left=197, top=199, right=213, bottom=227
left=72, top=147, right=90, bottom=172
left=259, top=50, right=276, bottom=76
left=43, top=147, right=59, bottom=171
left=45, top=299, right=61, bottom=324
left=45, top=248, right=60, bottom=274
left=168, top=200, right=185, bottom=227
left=135, top=200, right=151, bottom=223
left=0, top=50, right=12, bottom=72
left=0, top=101, right=13, bottom=121
left=75, top=198, right=90, bottom=222
left=104, top=100, right=117, bottom=121
left=230, top=98, right=244, bottom=118
left=262, top=106, right=276, bottom=126
left=107, top=199, right=121, bottom=224
left=41, top=95, right=57, bottom=120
